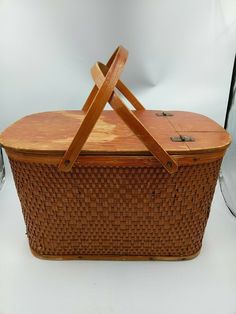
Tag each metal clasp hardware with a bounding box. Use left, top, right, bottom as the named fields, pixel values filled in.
left=170, top=135, right=195, bottom=142
left=155, top=111, right=173, bottom=117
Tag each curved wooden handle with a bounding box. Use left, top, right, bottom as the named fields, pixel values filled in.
left=82, top=47, right=144, bottom=112
left=91, top=62, right=178, bottom=174
left=58, top=46, right=128, bottom=172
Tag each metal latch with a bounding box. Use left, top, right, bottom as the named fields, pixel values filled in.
left=171, top=135, right=195, bottom=142
left=156, top=111, right=173, bottom=117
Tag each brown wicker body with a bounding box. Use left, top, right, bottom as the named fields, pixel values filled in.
left=0, top=46, right=231, bottom=261
left=9, top=157, right=222, bottom=260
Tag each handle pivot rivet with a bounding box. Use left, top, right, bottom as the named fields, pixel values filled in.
left=64, top=160, right=70, bottom=166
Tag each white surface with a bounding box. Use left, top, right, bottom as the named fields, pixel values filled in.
left=0, top=174, right=236, bottom=314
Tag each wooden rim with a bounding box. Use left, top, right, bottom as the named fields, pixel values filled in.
left=6, top=147, right=226, bottom=167
left=30, top=246, right=201, bottom=261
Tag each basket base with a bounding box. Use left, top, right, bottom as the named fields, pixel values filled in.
left=30, top=247, right=201, bottom=261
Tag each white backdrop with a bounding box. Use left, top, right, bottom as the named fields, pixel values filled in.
left=1, top=2, right=236, bottom=314
left=0, top=0, right=236, bottom=133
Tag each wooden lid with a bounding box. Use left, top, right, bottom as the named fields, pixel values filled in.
left=0, top=110, right=231, bottom=156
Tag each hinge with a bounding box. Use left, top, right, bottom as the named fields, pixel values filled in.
left=171, top=135, right=195, bottom=142
left=155, top=111, right=173, bottom=117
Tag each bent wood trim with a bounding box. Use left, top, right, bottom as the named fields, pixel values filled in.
left=6, top=148, right=226, bottom=167
left=30, top=246, right=200, bottom=261
left=82, top=47, right=144, bottom=112
left=91, top=62, right=178, bottom=174
left=58, top=46, right=128, bottom=172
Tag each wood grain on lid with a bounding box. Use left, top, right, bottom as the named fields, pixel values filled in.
left=0, top=110, right=231, bottom=155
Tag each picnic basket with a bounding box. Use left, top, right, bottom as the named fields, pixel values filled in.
left=0, top=46, right=231, bottom=260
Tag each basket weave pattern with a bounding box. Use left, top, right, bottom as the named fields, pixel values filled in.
left=9, top=158, right=222, bottom=258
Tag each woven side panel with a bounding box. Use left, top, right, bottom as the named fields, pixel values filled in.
left=9, top=158, right=222, bottom=258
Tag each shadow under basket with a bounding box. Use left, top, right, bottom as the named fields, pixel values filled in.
left=0, top=46, right=231, bottom=260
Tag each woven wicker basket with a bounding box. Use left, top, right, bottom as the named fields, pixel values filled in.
left=0, top=46, right=231, bottom=260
